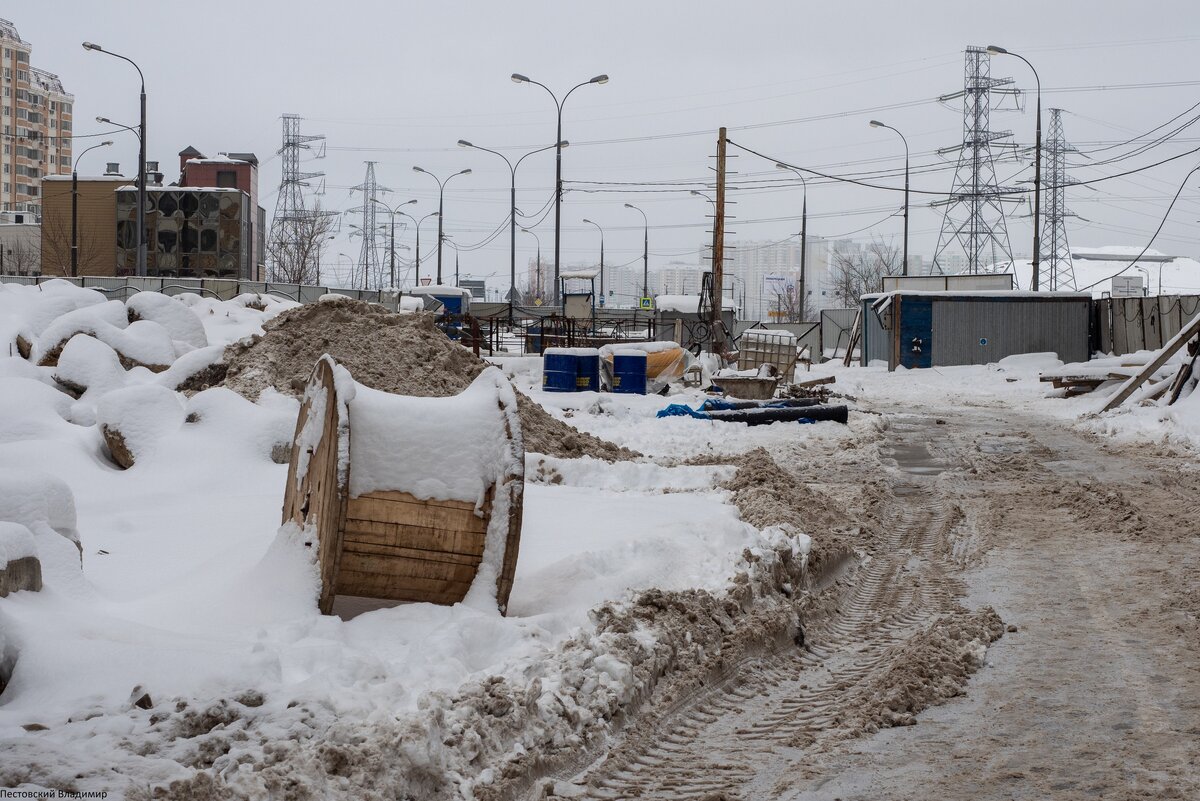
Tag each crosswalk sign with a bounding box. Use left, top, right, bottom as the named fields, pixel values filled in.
left=639, top=297, right=653, bottom=310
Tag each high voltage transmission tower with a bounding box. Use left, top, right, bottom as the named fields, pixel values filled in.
left=268, top=114, right=332, bottom=282
left=348, top=161, right=390, bottom=289
left=932, top=46, right=1022, bottom=276
left=1040, top=108, right=1079, bottom=290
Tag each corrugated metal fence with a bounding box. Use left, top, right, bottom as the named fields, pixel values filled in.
left=1097, top=294, right=1200, bottom=355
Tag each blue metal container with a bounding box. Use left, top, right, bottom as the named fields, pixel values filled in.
left=613, top=352, right=648, bottom=395
left=576, top=349, right=600, bottom=392
left=542, top=349, right=578, bottom=393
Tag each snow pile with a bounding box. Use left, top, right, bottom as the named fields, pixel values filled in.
left=126, top=291, right=209, bottom=350
left=54, top=334, right=127, bottom=402
left=96, top=385, right=186, bottom=468
left=0, top=521, right=37, bottom=569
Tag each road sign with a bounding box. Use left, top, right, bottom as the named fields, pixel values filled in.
left=599, top=295, right=605, bottom=307
left=639, top=297, right=653, bottom=310
left=505, top=287, right=520, bottom=302
left=534, top=296, right=544, bottom=306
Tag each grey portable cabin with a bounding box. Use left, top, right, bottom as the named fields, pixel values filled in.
left=861, top=290, right=1092, bottom=370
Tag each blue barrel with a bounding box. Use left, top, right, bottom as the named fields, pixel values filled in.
left=542, top=349, right=578, bottom=392
left=613, top=351, right=648, bottom=395
left=576, top=349, right=600, bottom=392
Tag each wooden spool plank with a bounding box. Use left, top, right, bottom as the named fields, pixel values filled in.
left=341, top=523, right=486, bottom=558
left=340, top=538, right=484, bottom=567
left=280, top=358, right=347, bottom=615
left=345, top=494, right=487, bottom=534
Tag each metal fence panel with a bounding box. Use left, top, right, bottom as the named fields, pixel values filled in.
left=820, top=308, right=858, bottom=358
left=862, top=299, right=889, bottom=366
left=202, top=279, right=240, bottom=301
left=931, top=298, right=1090, bottom=365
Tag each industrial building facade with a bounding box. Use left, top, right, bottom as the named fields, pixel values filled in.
left=0, top=18, right=72, bottom=217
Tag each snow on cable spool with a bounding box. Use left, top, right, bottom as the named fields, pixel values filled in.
left=281, top=356, right=525, bottom=615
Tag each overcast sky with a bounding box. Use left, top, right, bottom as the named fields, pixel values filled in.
left=21, top=1, right=1200, bottom=289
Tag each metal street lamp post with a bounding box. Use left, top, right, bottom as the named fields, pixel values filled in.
left=987, top=45, right=1042, bottom=291
left=869, top=120, right=910, bottom=277
left=84, top=42, right=147, bottom=276
left=511, top=72, right=609, bottom=305
left=411, top=211, right=440, bottom=287
left=624, top=203, right=649, bottom=301
left=371, top=197, right=418, bottom=289
left=774, top=163, right=810, bottom=316
left=582, top=218, right=605, bottom=304
left=457, top=139, right=565, bottom=324
left=70, top=139, right=113, bottom=276
left=412, top=167, right=470, bottom=285
left=522, top=228, right=542, bottom=303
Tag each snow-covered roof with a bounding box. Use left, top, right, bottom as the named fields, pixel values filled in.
left=115, top=185, right=242, bottom=193
left=654, top=294, right=701, bottom=312
left=42, top=175, right=129, bottom=182
left=560, top=267, right=600, bottom=280
left=406, top=284, right=472, bottom=298
left=186, top=154, right=249, bottom=166
left=863, top=289, right=1092, bottom=300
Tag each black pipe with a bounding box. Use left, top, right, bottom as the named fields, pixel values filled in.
left=706, top=404, right=848, bottom=426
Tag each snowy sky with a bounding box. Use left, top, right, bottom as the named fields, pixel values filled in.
left=20, top=0, right=1200, bottom=288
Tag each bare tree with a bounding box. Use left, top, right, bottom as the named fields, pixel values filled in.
left=4, top=237, right=41, bottom=275
left=267, top=201, right=337, bottom=284
left=768, top=284, right=815, bottom=323
left=829, top=239, right=902, bottom=308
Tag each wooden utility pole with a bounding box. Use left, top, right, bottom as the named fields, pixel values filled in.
left=711, top=127, right=727, bottom=354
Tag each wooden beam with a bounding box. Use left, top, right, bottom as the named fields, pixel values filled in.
left=1101, top=309, right=1200, bottom=412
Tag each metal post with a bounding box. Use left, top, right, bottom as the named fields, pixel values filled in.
left=1031, top=92, right=1043, bottom=291
left=70, top=170, right=78, bottom=277
left=800, top=189, right=807, bottom=316
left=712, top=127, right=727, bottom=352
left=138, top=87, right=147, bottom=276
left=436, top=184, right=445, bottom=284
left=510, top=179, right=517, bottom=322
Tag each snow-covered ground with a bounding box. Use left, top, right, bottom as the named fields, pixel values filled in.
left=0, top=278, right=1196, bottom=797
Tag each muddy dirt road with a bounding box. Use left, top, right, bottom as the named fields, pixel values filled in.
left=533, top=408, right=1200, bottom=801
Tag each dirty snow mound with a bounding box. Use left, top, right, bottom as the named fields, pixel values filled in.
left=219, top=298, right=635, bottom=460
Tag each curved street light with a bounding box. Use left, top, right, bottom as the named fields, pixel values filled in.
left=458, top=138, right=565, bottom=323
left=869, top=120, right=910, bottom=277
left=624, top=203, right=649, bottom=301
left=987, top=45, right=1043, bottom=290
left=582, top=218, right=606, bottom=303
left=85, top=42, right=147, bottom=276
left=412, top=167, right=471, bottom=284
left=776, top=162, right=811, bottom=310
left=70, top=139, right=113, bottom=277
left=371, top=197, right=418, bottom=289
left=511, top=72, right=609, bottom=305
left=521, top=228, right=543, bottom=303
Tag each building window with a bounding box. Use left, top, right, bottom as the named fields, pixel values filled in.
left=216, top=170, right=238, bottom=188
left=2, top=183, right=8, bottom=193
left=15, top=51, right=27, bottom=63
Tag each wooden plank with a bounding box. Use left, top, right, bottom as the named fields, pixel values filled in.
left=1040, top=372, right=1126, bottom=384
left=342, top=527, right=484, bottom=562
left=842, top=309, right=861, bottom=368
left=338, top=551, right=480, bottom=584
left=343, top=519, right=486, bottom=556
left=345, top=495, right=487, bottom=533
left=335, top=569, right=473, bottom=604
left=358, top=489, right=482, bottom=513
left=793, top=375, right=836, bottom=389
left=1101, top=309, right=1200, bottom=411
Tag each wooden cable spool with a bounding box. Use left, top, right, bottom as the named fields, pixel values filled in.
left=281, top=357, right=524, bottom=614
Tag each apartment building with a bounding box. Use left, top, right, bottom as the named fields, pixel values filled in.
left=0, top=18, right=73, bottom=217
